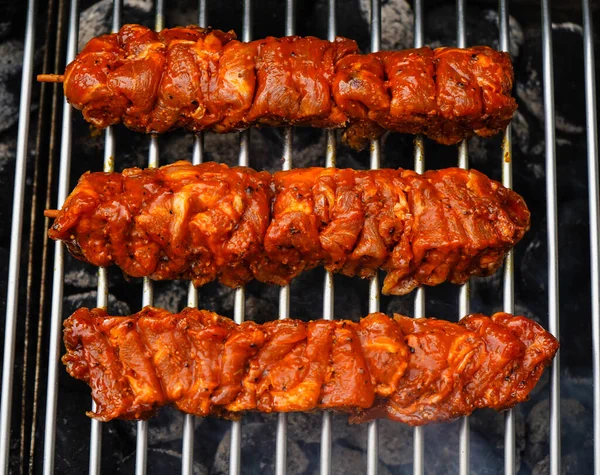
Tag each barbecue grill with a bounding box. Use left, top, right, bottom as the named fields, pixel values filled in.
left=0, top=0, right=596, bottom=473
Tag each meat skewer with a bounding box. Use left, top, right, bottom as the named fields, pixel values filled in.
left=63, top=307, right=559, bottom=424
left=38, top=24, right=517, bottom=150
left=47, top=161, right=530, bottom=296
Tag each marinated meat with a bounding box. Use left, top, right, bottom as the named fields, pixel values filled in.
left=51, top=24, right=516, bottom=149
left=48, top=161, right=530, bottom=295
left=63, top=307, right=559, bottom=424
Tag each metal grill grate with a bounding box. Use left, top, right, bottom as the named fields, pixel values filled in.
left=0, top=0, right=598, bottom=473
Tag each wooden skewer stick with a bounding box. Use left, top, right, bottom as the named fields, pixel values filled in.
left=44, top=209, right=59, bottom=218
left=37, top=74, right=65, bottom=83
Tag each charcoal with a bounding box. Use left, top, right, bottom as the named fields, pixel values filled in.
left=79, top=0, right=153, bottom=48
left=0, top=40, right=24, bottom=133
left=212, top=421, right=309, bottom=474
left=63, top=290, right=132, bottom=316
left=318, top=444, right=393, bottom=475
left=525, top=397, right=592, bottom=472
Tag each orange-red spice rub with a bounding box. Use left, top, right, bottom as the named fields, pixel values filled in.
left=63, top=308, right=559, bottom=424
left=60, top=24, right=517, bottom=149
left=48, top=161, right=530, bottom=295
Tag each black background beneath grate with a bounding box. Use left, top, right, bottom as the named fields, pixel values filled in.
left=1, top=0, right=600, bottom=473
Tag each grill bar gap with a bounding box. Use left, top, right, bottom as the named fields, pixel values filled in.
left=411, top=1, right=425, bottom=474
left=43, top=0, right=79, bottom=473
left=0, top=0, right=37, bottom=471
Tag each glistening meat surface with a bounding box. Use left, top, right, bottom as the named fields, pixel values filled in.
left=58, top=24, right=516, bottom=149
left=48, top=161, right=530, bottom=295
left=63, top=307, right=559, bottom=424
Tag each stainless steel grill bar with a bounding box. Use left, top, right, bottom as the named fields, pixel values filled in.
left=320, top=264, right=334, bottom=475
left=285, top=0, right=295, bottom=37
left=182, top=278, right=200, bottom=475
left=273, top=3, right=295, bottom=474
left=89, top=2, right=122, bottom=473
left=539, top=1, right=561, bottom=474
left=181, top=277, right=199, bottom=475
left=135, top=170, right=156, bottom=475
left=497, top=1, right=518, bottom=474
left=582, top=0, right=600, bottom=473
left=367, top=1, right=381, bottom=474
left=496, top=0, right=516, bottom=473
left=181, top=5, right=207, bottom=474
left=327, top=0, right=336, bottom=44
left=455, top=2, right=471, bottom=475
left=135, top=186, right=156, bottom=475
left=413, top=0, right=423, bottom=48
left=457, top=289, right=470, bottom=475
left=43, top=0, right=79, bottom=473
left=229, top=279, right=244, bottom=474
left=0, top=0, right=36, bottom=471
left=229, top=2, right=253, bottom=474
left=155, top=0, right=165, bottom=31
left=135, top=5, right=164, bottom=474
left=181, top=287, right=199, bottom=473
left=319, top=1, right=336, bottom=474
left=412, top=2, right=425, bottom=475
left=276, top=285, right=289, bottom=474
left=199, top=0, right=207, bottom=28
left=182, top=275, right=200, bottom=475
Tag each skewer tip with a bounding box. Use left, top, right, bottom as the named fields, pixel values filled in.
left=44, top=209, right=59, bottom=218
left=37, top=74, right=64, bottom=83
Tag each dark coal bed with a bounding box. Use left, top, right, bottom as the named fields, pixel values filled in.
left=0, top=0, right=599, bottom=473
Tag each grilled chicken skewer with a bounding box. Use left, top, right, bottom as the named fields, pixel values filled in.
left=38, top=24, right=517, bottom=150
left=63, top=307, right=559, bottom=424
left=47, top=161, right=530, bottom=296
